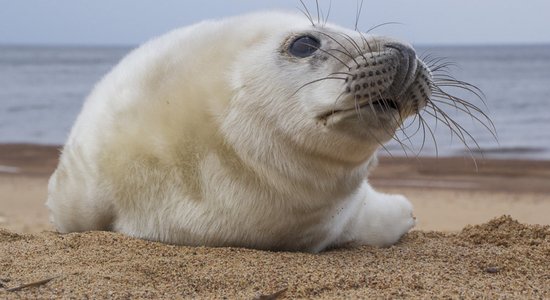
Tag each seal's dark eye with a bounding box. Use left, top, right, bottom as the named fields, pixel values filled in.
left=289, top=36, right=321, bottom=58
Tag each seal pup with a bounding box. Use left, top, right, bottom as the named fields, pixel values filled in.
left=47, top=11, right=438, bottom=252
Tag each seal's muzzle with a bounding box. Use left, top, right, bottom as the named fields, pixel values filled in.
left=340, top=42, right=432, bottom=118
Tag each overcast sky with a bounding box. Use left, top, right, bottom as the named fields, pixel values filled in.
left=1, top=0, right=549, bottom=46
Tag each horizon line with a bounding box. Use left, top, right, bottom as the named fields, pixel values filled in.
left=1, top=41, right=550, bottom=49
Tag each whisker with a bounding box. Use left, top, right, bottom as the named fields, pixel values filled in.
left=307, top=44, right=352, bottom=69
left=328, top=71, right=354, bottom=77
left=364, top=22, right=403, bottom=35
left=327, top=91, right=348, bottom=126
left=431, top=86, right=496, bottom=137
left=336, top=32, right=369, bottom=62
left=374, top=92, right=414, bottom=155
left=429, top=63, right=458, bottom=73
left=362, top=100, right=401, bottom=156
left=355, top=0, right=365, bottom=31
left=298, top=0, right=315, bottom=26
left=292, top=76, right=347, bottom=96
left=315, top=31, right=360, bottom=65
left=430, top=97, right=498, bottom=141
left=326, top=48, right=360, bottom=67
left=419, top=110, right=442, bottom=158
left=354, top=95, right=365, bottom=122
left=324, top=0, right=332, bottom=26
left=432, top=80, right=487, bottom=107
left=427, top=102, right=484, bottom=157
left=431, top=90, right=485, bottom=116
left=315, top=0, right=321, bottom=25
left=358, top=32, right=376, bottom=59
left=428, top=103, right=482, bottom=168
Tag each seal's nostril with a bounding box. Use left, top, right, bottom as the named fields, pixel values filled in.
left=384, top=43, right=418, bottom=98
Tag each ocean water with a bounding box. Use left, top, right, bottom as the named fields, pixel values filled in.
left=1, top=44, right=549, bottom=160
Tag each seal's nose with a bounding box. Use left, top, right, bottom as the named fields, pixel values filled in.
left=384, top=43, right=418, bottom=98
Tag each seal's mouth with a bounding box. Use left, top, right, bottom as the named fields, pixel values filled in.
left=369, top=98, right=400, bottom=111
left=318, top=98, right=400, bottom=120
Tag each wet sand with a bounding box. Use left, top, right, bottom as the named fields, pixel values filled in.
left=1, top=144, right=549, bottom=298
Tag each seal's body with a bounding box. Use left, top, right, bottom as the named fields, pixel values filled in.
left=47, top=12, right=431, bottom=252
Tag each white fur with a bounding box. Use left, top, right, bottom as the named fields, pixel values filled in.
left=47, top=11, right=416, bottom=252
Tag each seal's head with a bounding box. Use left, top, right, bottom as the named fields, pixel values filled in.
left=224, top=13, right=432, bottom=167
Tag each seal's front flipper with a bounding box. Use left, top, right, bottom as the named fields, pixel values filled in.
left=344, top=183, right=416, bottom=247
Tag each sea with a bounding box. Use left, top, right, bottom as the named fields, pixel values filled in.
left=1, top=44, right=549, bottom=160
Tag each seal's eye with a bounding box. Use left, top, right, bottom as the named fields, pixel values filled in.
left=289, top=36, right=321, bottom=58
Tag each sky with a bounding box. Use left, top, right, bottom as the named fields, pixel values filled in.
left=1, top=0, right=550, bottom=46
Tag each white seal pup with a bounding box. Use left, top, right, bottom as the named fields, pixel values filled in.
left=47, top=11, right=433, bottom=252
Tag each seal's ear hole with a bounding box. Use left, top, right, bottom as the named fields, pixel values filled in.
left=289, top=35, right=321, bottom=58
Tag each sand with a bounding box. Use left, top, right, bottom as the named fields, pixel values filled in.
left=1, top=144, right=549, bottom=298
left=1, top=217, right=548, bottom=299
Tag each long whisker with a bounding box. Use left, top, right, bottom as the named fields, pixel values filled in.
left=362, top=100, right=399, bottom=156
left=432, top=79, right=488, bottom=108
left=419, top=112, right=439, bottom=157
left=328, top=90, right=349, bottom=124
left=430, top=97, right=497, bottom=141
left=292, top=76, right=347, bottom=96
left=427, top=102, right=483, bottom=155
left=354, top=95, right=364, bottom=122
left=355, top=0, right=365, bottom=31
left=426, top=103, right=482, bottom=168
left=431, top=85, right=496, bottom=137
left=324, top=0, right=332, bottom=26
left=298, top=0, right=315, bottom=26
left=374, top=92, right=414, bottom=155
left=364, top=22, right=403, bottom=35
left=400, top=111, right=428, bottom=157
left=315, top=0, right=321, bottom=24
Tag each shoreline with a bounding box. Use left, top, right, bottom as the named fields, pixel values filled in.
left=1, top=143, right=549, bottom=192
left=1, top=143, right=549, bottom=233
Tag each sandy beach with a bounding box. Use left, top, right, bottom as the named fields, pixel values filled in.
left=1, top=144, right=549, bottom=298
